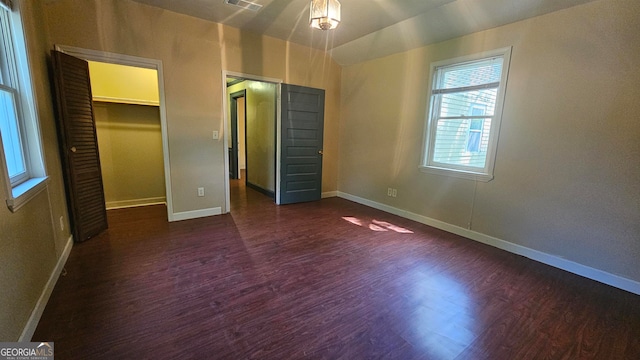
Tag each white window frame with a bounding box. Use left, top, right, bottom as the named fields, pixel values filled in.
left=420, top=47, right=511, bottom=182
left=0, top=16, right=29, bottom=185
left=0, top=0, right=47, bottom=212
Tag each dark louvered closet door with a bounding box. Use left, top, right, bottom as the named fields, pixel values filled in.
left=52, top=50, right=107, bottom=242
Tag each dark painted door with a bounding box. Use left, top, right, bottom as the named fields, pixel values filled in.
left=51, top=50, right=108, bottom=242
left=279, top=84, right=324, bottom=204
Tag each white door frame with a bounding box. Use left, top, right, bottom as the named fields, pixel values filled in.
left=222, top=70, right=282, bottom=212
left=54, top=45, right=175, bottom=221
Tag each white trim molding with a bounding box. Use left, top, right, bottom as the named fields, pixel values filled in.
left=321, top=191, right=338, bottom=198
left=19, top=235, right=73, bottom=341
left=172, top=207, right=222, bottom=222
left=337, top=191, right=640, bottom=295
left=105, top=197, right=166, bottom=210
left=5, top=176, right=48, bottom=212
left=92, top=95, right=159, bottom=107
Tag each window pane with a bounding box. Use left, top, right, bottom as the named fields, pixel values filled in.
left=0, top=11, right=12, bottom=87
left=469, top=119, right=483, bottom=130
left=438, top=58, right=503, bottom=90
left=431, top=72, right=499, bottom=169
left=0, top=87, right=26, bottom=179
left=466, top=130, right=482, bottom=152
left=439, top=88, right=497, bottom=117
left=432, top=117, right=492, bottom=168
left=470, top=107, right=485, bottom=117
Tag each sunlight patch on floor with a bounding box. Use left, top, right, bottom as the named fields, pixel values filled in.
left=342, top=216, right=414, bottom=233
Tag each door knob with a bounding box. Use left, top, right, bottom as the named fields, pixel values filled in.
left=70, top=146, right=77, bottom=153
left=318, top=150, right=323, bottom=155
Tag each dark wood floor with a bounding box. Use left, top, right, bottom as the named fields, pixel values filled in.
left=33, top=177, right=640, bottom=359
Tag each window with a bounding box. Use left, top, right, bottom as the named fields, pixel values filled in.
left=421, top=47, right=511, bottom=181
left=0, top=86, right=26, bottom=183
left=0, top=0, right=47, bottom=211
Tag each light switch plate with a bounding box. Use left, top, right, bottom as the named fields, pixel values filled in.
left=212, top=131, right=219, bottom=140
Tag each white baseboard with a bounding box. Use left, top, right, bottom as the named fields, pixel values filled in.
left=19, top=235, right=74, bottom=341
left=171, top=207, right=222, bottom=222
left=321, top=191, right=338, bottom=198
left=337, top=191, right=640, bottom=295
left=106, top=197, right=166, bottom=210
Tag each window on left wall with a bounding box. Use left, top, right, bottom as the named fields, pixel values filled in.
left=0, top=0, right=47, bottom=212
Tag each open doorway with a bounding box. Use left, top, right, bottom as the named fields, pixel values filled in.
left=223, top=72, right=326, bottom=212
left=226, top=76, right=278, bottom=210
left=88, top=61, right=166, bottom=211
left=228, top=88, right=245, bottom=181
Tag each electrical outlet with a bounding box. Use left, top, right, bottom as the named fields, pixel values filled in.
left=392, top=188, right=397, bottom=198
left=59, top=216, right=64, bottom=231
left=197, top=187, right=205, bottom=197
left=387, top=188, right=393, bottom=196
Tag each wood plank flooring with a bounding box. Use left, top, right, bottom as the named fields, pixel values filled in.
left=33, top=178, right=640, bottom=359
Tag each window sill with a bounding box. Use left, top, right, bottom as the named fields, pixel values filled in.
left=419, top=165, right=493, bottom=182
left=6, top=176, right=49, bottom=212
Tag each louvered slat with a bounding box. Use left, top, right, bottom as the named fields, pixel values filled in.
left=52, top=50, right=107, bottom=242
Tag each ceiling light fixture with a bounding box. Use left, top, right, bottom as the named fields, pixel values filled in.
left=310, top=0, right=341, bottom=30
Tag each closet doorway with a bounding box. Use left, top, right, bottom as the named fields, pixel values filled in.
left=55, top=45, right=173, bottom=220
left=90, top=61, right=165, bottom=210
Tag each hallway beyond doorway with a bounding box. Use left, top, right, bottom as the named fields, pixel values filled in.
left=230, top=169, right=273, bottom=212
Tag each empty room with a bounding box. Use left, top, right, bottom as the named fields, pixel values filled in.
left=1, top=0, right=639, bottom=358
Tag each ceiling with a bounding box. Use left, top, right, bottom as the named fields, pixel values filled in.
left=129, top=0, right=599, bottom=66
